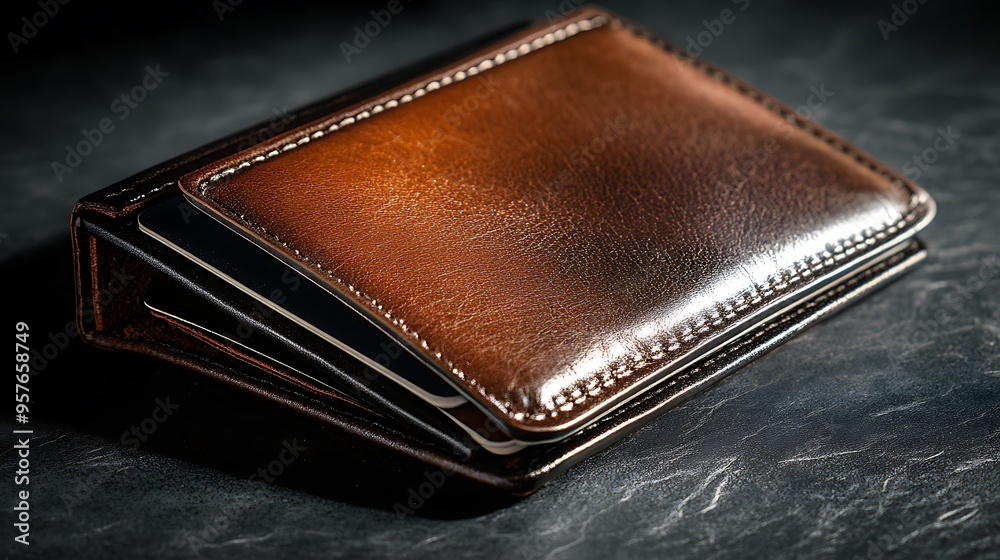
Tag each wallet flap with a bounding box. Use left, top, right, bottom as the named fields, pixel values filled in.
left=178, top=6, right=934, bottom=438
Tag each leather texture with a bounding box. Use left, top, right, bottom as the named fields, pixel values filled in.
left=179, top=6, right=934, bottom=438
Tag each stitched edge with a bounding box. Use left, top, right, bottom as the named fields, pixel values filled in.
left=192, top=15, right=928, bottom=424
left=196, top=17, right=608, bottom=194
left=564, top=241, right=920, bottom=446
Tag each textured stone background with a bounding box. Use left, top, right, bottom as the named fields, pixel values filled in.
left=2, top=1, right=998, bottom=558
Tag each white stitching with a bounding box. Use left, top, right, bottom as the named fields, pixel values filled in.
left=196, top=16, right=606, bottom=195
left=125, top=181, right=172, bottom=206
left=568, top=244, right=919, bottom=434
left=194, top=15, right=928, bottom=423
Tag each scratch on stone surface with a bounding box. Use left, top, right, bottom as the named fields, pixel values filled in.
left=37, top=433, right=70, bottom=448
left=618, top=472, right=689, bottom=503
left=778, top=449, right=865, bottom=464
left=0, top=433, right=69, bottom=458
left=540, top=509, right=609, bottom=560
left=632, top=441, right=698, bottom=466
left=683, top=390, right=756, bottom=434
left=938, top=505, right=979, bottom=523
left=91, top=521, right=123, bottom=534
left=541, top=526, right=587, bottom=560
left=696, top=390, right=753, bottom=416
left=645, top=457, right=738, bottom=535
left=910, top=450, right=945, bottom=462
left=899, top=504, right=981, bottom=546
left=413, top=534, right=446, bottom=549
left=805, top=405, right=832, bottom=418
left=699, top=470, right=736, bottom=514
left=77, top=452, right=121, bottom=467
left=953, top=457, right=998, bottom=473
left=212, top=534, right=276, bottom=548
left=954, top=411, right=988, bottom=428
left=740, top=424, right=768, bottom=442
left=871, top=401, right=926, bottom=418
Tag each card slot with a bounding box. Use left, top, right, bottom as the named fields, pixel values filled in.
left=143, top=280, right=563, bottom=456
left=138, top=196, right=467, bottom=409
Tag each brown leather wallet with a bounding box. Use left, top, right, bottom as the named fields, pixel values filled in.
left=71, top=5, right=935, bottom=493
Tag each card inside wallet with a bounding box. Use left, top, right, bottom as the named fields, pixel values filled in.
left=136, top=193, right=928, bottom=457
left=138, top=195, right=557, bottom=454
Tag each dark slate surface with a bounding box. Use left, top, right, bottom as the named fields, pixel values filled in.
left=2, top=1, right=998, bottom=558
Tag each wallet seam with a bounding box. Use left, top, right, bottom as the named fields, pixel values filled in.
left=190, top=14, right=929, bottom=424
left=195, top=17, right=608, bottom=192
left=555, top=241, right=920, bottom=457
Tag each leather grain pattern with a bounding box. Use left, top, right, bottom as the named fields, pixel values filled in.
left=179, top=7, right=934, bottom=437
